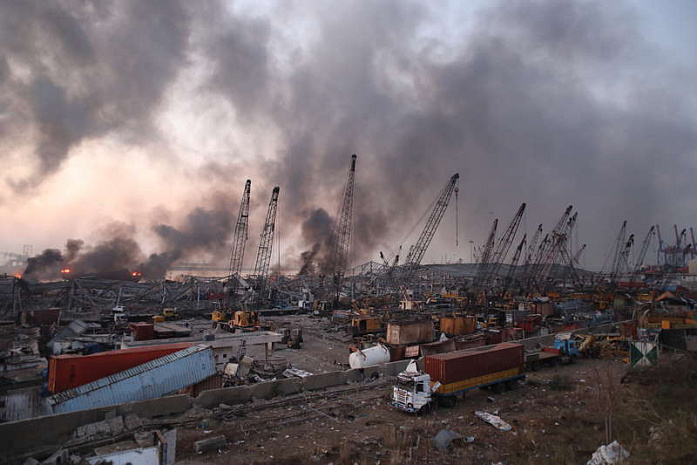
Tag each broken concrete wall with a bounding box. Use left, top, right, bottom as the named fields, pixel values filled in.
left=0, top=395, right=191, bottom=460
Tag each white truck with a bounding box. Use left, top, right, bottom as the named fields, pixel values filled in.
left=392, top=343, right=526, bottom=413
left=392, top=360, right=441, bottom=413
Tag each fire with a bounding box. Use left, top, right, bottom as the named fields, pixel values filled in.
left=13, top=272, right=22, bottom=279
left=131, top=271, right=143, bottom=281
left=60, top=268, right=71, bottom=275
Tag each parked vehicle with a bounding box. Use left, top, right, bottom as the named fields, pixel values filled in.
left=392, top=342, right=525, bottom=413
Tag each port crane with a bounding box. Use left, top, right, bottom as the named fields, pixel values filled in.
left=629, top=226, right=655, bottom=282
left=330, top=154, right=358, bottom=301
left=527, top=205, right=573, bottom=290
left=400, top=173, right=460, bottom=284
left=225, top=179, right=251, bottom=302
left=502, top=233, right=526, bottom=293
left=485, top=203, right=526, bottom=288
left=472, top=218, right=498, bottom=292
left=251, top=187, right=280, bottom=306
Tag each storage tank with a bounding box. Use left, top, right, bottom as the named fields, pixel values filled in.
left=349, top=344, right=390, bottom=369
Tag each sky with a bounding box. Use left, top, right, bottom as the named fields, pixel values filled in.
left=1, top=0, right=696, bottom=274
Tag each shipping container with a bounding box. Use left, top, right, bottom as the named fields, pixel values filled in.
left=439, top=316, right=476, bottom=335
left=48, top=342, right=194, bottom=393
left=386, top=320, right=434, bottom=345
left=424, top=342, right=524, bottom=385
left=47, top=345, right=216, bottom=414
left=29, top=308, right=61, bottom=326
left=130, top=322, right=155, bottom=341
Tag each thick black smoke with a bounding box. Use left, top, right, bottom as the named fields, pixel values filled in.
left=23, top=249, right=63, bottom=279
left=143, top=199, right=235, bottom=277
left=202, top=0, right=697, bottom=267
left=6, top=1, right=697, bottom=268
left=298, top=208, right=335, bottom=275
left=23, top=193, right=235, bottom=280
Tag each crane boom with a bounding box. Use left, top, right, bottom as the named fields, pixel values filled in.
left=502, top=234, right=526, bottom=292
left=529, top=206, right=573, bottom=289
left=402, top=173, right=460, bottom=278
left=536, top=211, right=577, bottom=287
left=228, top=180, right=251, bottom=279
left=573, top=244, right=587, bottom=265
left=473, top=218, right=498, bottom=290
left=331, top=154, right=357, bottom=286
left=485, top=203, right=526, bottom=286
left=629, top=226, right=654, bottom=282
left=252, top=187, right=280, bottom=305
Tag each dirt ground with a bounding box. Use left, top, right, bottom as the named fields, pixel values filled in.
left=171, top=316, right=696, bottom=464
left=175, top=358, right=636, bottom=465
left=248, top=314, right=353, bottom=373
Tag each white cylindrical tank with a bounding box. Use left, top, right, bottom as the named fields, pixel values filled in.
left=349, top=344, right=390, bottom=369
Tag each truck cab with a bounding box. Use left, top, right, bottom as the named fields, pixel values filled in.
left=392, top=361, right=434, bottom=413
left=553, top=333, right=580, bottom=358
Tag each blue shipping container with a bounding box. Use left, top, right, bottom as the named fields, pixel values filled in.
left=47, top=345, right=215, bottom=414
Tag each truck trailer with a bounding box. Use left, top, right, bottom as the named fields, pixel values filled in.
left=392, top=342, right=525, bottom=413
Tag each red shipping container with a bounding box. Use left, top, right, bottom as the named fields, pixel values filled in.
left=129, top=322, right=155, bottom=341
left=424, top=342, right=524, bottom=385
left=48, top=342, right=194, bottom=393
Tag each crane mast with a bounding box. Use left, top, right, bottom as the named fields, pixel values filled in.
left=629, top=226, right=654, bottom=282
left=608, top=221, right=627, bottom=278
left=252, top=187, right=280, bottom=305
left=610, top=233, right=634, bottom=284
left=536, top=211, right=577, bottom=288
left=473, top=218, right=498, bottom=291
left=502, top=234, right=526, bottom=292
left=331, top=154, right=358, bottom=288
left=529, top=205, right=573, bottom=289
left=485, top=203, right=526, bottom=287
left=402, top=173, right=460, bottom=281
left=228, top=180, right=251, bottom=280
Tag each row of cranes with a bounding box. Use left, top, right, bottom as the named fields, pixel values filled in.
left=220, top=151, right=696, bottom=310
left=224, top=180, right=280, bottom=308
left=604, top=222, right=697, bottom=283
left=471, top=204, right=587, bottom=299
left=223, top=154, right=358, bottom=309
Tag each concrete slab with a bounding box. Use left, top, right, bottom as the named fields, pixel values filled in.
left=194, top=386, right=252, bottom=409
left=302, top=371, right=347, bottom=391
left=275, top=378, right=303, bottom=396
left=345, top=369, right=364, bottom=383
left=195, top=436, right=227, bottom=454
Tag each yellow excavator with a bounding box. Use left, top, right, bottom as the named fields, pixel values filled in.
left=212, top=307, right=259, bottom=329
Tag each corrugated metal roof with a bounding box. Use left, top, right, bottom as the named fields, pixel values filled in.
left=47, top=344, right=215, bottom=413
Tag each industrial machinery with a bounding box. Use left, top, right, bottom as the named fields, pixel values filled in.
left=250, top=187, right=280, bottom=307
left=232, top=310, right=259, bottom=329
left=225, top=179, right=251, bottom=302
left=329, top=154, right=358, bottom=302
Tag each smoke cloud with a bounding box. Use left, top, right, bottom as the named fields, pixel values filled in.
left=5, top=0, right=697, bottom=270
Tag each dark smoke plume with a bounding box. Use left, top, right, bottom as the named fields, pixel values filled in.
left=23, top=192, right=235, bottom=280
left=23, top=249, right=64, bottom=279
left=7, top=1, right=697, bottom=268
left=297, top=208, right=335, bottom=275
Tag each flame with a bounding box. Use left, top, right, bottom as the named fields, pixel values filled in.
left=13, top=272, right=22, bottom=279
left=60, top=268, right=71, bottom=274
